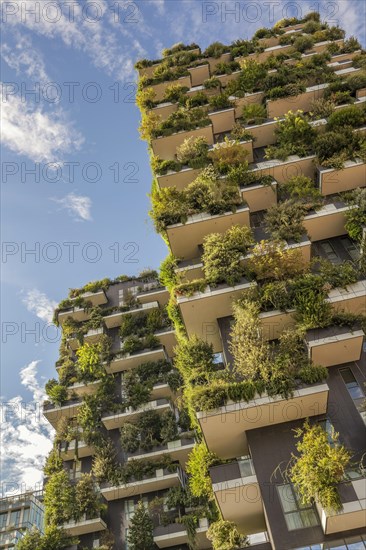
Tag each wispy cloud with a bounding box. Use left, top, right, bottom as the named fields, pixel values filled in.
left=1, top=33, right=49, bottom=83
left=22, top=289, right=57, bottom=323
left=51, top=192, right=93, bottom=221
left=1, top=90, right=84, bottom=163
left=1, top=361, right=54, bottom=494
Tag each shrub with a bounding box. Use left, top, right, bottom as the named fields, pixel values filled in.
left=293, top=35, right=314, bottom=53
left=293, top=282, right=332, bottom=329
left=345, top=188, right=366, bottom=242
left=202, top=225, right=254, bottom=285
left=175, top=278, right=207, bottom=296
left=208, top=93, right=233, bottom=111
left=74, top=473, right=100, bottom=520
left=150, top=186, right=188, bottom=232
left=298, top=364, right=328, bottom=384
left=208, top=139, right=249, bottom=174
left=163, top=84, right=189, bottom=103
left=290, top=421, right=351, bottom=512
left=120, top=423, right=140, bottom=453
left=204, top=41, right=228, bottom=58
left=235, top=59, right=267, bottom=93
left=207, top=520, right=248, bottom=550
left=76, top=342, right=105, bottom=381
left=127, top=501, right=154, bottom=550
left=45, top=379, right=68, bottom=406
left=183, top=91, right=208, bottom=109
left=174, top=335, right=216, bottom=382
left=44, top=470, right=74, bottom=525
left=229, top=122, right=253, bottom=141
left=302, top=20, right=321, bottom=34
left=265, top=200, right=306, bottom=242
left=186, top=442, right=219, bottom=498
left=230, top=300, right=271, bottom=381
left=135, top=87, right=156, bottom=110
left=159, top=254, right=178, bottom=290
left=203, top=76, right=221, bottom=89
left=266, top=111, right=315, bottom=160
left=327, top=105, right=366, bottom=131
left=17, top=526, right=76, bottom=550
left=44, top=449, right=64, bottom=477
left=151, top=107, right=210, bottom=138
left=92, top=440, right=118, bottom=482
left=266, top=83, right=306, bottom=100
left=278, top=175, right=322, bottom=210
left=310, top=97, right=336, bottom=119
left=342, top=36, right=362, bottom=53
left=241, top=103, right=267, bottom=125
left=176, top=136, right=209, bottom=166
left=246, top=240, right=307, bottom=281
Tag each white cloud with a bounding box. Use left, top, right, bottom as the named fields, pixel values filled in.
left=51, top=192, right=93, bottom=221
left=1, top=90, right=84, bottom=163
left=1, top=34, right=49, bottom=83
left=22, top=289, right=57, bottom=323
left=1, top=362, right=54, bottom=494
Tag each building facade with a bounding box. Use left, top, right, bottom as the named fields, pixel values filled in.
left=43, top=12, right=366, bottom=550
left=0, top=492, right=44, bottom=549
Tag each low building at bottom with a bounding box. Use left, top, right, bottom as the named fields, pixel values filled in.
left=0, top=491, right=44, bottom=549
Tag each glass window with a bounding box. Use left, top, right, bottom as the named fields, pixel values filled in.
left=0, top=513, right=7, bottom=528
left=9, top=510, right=21, bottom=528
left=320, top=241, right=340, bottom=263
left=22, top=508, right=30, bottom=523
left=339, top=368, right=365, bottom=399
left=277, top=484, right=319, bottom=531
left=340, top=237, right=360, bottom=261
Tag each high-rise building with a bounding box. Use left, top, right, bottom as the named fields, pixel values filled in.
left=0, top=491, right=44, bottom=548
left=42, top=12, right=366, bottom=550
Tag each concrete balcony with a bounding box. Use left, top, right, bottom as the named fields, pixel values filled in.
left=177, top=278, right=254, bottom=352
left=209, top=107, right=235, bottom=134
left=127, top=437, right=195, bottom=467
left=207, top=52, right=231, bottom=73
left=101, top=466, right=183, bottom=501
left=136, top=286, right=170, bottom=307
left=242, top=42, right=294, bottom=64
left=105, top=346, right=169, bottom=374
left=250, top=155, right=316, bottom=183
left=151, top=124, right=214, bottom=161
left=167, top=204, right=250, bottom=260
left=67, top=379, right=102, bottom=398
left=188, top=64, right=210, bottom=87
left=157, top=166, right=202, bottom=190
left=241, top=180, right=277, bottom=212
left=233, top=91, right=266, bottom=120
left=243, top=118, right=278, bottom=149
left=149, top=75, right=192, bottom=102
left=210, top=458, right=265, bottom=534
left=197, top=383, right=329, bottom=459
left=266, top=82, right=328, bottom=118
left=63, top=516, right=107, bottom=536
left=75, top=289, right=107, bottom=307
left=102, top=399, right=172, bottom=430
left=43, top=398, right=82, bottom=429
left=328, top=279, right=366, bottom=316
left=154, top=517, right=210, bottom=549
left=60, top=439, right=95, bottom=461
left=137, top=48, right=201, bottom=78
left=316, top=477, right=366, bottom=535
left=150, top=101, right=178, bottom=122
left=216, top=70, right=240, bottom=88
left=259, top=309, right=296, bottom=341
left=305, top=326, right=364, bottom=367
left=318, top=158, right=366, bottom=196
left=103, top=301, right=160, bottom=329
left=57, top=306, right=90, bottom=325
left=84, top=326, right=106, bottom=344
left=303, top=201, right=350, bottom=242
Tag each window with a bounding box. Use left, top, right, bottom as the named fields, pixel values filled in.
left=0, top=513, right=7, bottom=529
left=340, top=236, right=360, bottom=261
left=339, top=367, right=364, bottom=399
left=317, top=418, right=335, bottom=445
left=319, top=241, right=340, bottom=263
left=22, top=508, right=30, bottom=524
left=277, top=484, right=319, bottom=531
left=9, top=510, right=21, bottom=528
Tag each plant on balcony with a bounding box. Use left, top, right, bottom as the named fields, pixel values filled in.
left=230, top=300, right=271, bottom=381
left=45, top=379, right=68, bottom=406
left=135, top=86, right=156, bottom=110
left=345, top=188, right=366, bottom=242
left=293, top=34, right=314, bottom=53
left=227, top=165, right=274, bottom=188
left=139, top=110, right=161, bottom=141
left=74, top=473, right=102, bottom=521
left=69, top=278, right=112, bottom=298
left=175, top=335, right=217, bottom=384
left=176, top=135, right=209, bottom=168
left=204, top=76, right=221, bottom=89
left=327, top=105, right=366, bottom=131
left=246, top=241, right=306, bottom=281
left=202, top=225, right=254, bottom=285
left=207, top=520, right=248, bottom=550
left=44, top=470, right=74, bottom=525
left=265, top=110, right=315, bottom=160
left=310, top=97, right=336, bottom=119
left=278, top=175, right=323, bottom=211
left=204, top=41, right=228, bottom=58
left=186, top=442, right=220, bottom=498
left=163, top=83, right=189, bottom=103
left=127, top=501, right=154, bottom=550
left=229, top=59, right=267, bottom=95
left=292, top=275, right=333, bottom=329
left=151, top=155, right=181, bottom=175
left=290, top=420, right=351, bottom=512
left=212, top=61, right=240, bottom=75
left=182, top=91, right=208, bottom=109
left=208, top=139, right=249, bottom=174
left=228, top=122, right=253, bottom=142
left=162, top=42, right=199, bottom=57
left=92, top=439, right=119, bottom=483
left=44, top=448, right=64, bottom=476
left=76, top=341, right=105, bottom=382
left=314, top=257, right=359, bottom=288
left=241, top=103, right=267, bottom=125
left=17, top=526, right=77, bottom=550
left=208, top=93, right=234, bottom=111
left=265, top=200, right=306, bottom=242
left=151, top=107, right=211, bottom=138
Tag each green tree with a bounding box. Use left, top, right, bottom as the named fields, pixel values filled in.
left=74, top=473, right=100, bottom=520
left=44, top=470, right=74, bottom=525
left=186, top=442, right=219, bottom=498
left=17, top=526, right=77, bottom=550
left=207, top=520, right=248, bottom=550
left=127, top=501, right=154, bottom=550
left=290, top=421, right=351, bottom=512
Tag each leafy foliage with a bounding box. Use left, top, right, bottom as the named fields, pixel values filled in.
left=207, top=520, right=248, bottom=550
left=127, top=501, right=154, bottom=550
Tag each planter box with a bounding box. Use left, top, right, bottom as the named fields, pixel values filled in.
left=305, top=327, right=364, bottom=367
left=197, top=383, right=329, bottom=459
left=166, top=204, right=250, bottom=260
left=318, top=159, right=366, bottom=196
left=303, top=202, right=349, bottom=242
left=150, top=101, right=178, bottom=122
left=209, top=107, right=236, bottom=134
left=188, top=63, right=210, bottom=87
left=241, top=181, right=277, bottom=212
left=250, top=155, right=316, bottom=183
left=266, top=83, right=327, bottom=118
left=328, top=280, right=366, bottom=316
left=233, top=91, right=266, bottom=119
left=150, top=75, right=192, bottom=102
left=151, top=124, right=214, bottom=160
left=244, top=118, right=278, bottom=149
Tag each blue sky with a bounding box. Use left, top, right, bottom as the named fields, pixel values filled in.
left=1, top=0, right=365, bottom=493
